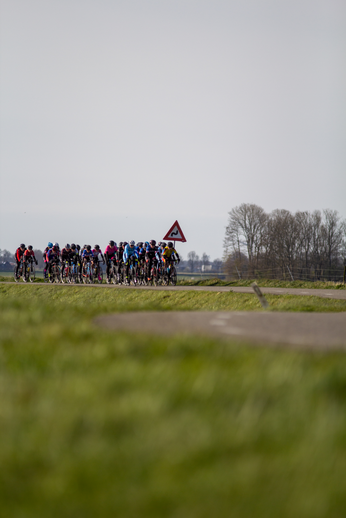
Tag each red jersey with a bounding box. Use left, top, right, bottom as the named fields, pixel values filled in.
left=24, top=250, right=36, bottom=260
left=16, top=247, right=26, bottom=262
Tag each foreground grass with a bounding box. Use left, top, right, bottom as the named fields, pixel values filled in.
left=1, top=285, right=346, bottom=518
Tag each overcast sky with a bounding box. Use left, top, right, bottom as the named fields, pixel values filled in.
left=1, top=0, right=345, bottom=259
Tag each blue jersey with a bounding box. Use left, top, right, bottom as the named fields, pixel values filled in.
left=123, top=245, right=138, bottom=262
left=82, top=249, right=93, bottom=259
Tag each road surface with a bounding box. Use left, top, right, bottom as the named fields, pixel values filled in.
left=95, top=311, right=346, bottom=350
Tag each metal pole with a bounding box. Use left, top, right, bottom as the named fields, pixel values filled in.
left=287, top=265, right=294, bottom=281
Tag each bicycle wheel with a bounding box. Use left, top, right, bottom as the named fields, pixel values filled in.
left=14, top=264, right=20, bottom=282
left=97, top=266, right=103, bottom=283
left=55, top=265, right=62, bottom=283
left=61, top=263, right=69, bottom=283
left=22, top=264, right=28, bottom=282
left=29, top=262, right=36, bottom=282
left=170, top=265, right=177, bottom=286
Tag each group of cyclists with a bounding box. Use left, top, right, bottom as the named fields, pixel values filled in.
left=14, top=240, right=180, bottom=285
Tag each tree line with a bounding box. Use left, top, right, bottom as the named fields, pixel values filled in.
left=224, top=204, right=346, bottom=281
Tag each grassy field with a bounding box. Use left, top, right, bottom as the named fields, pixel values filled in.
left=1, top=272, right=345, bottom=289
left=1, top=285, right=346, bottom=517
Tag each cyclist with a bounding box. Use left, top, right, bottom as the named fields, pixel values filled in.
left=92, top=245, right=104, bottom=264
left=23, top=246, right=38, bottom=281
left=61, top=243, right=72, bottom=265
left=123, top=240, right=138, bottom=284
left=76, top=245, right=82, bottom=281
left=47, top=245, right=60, bottom=280
left=82, top=245, right=93, bottom=263
left=24, top=246, right=38, bottom=266
left=155, top=242, right=166, bottom=280
left=43, top=242, right=53, bottom=279
left=14, top=244, right=26, bottom=278
left=81, top=245, right=93, bottom=279
left=60, top=244, right=72, bottom=280
left=70, top=244, right=81, bottom=280
left=162, top=242, right=180, bottom=280
left=92, top=245, right=104, bottom=281
left=104, top=240, right=117, bottom=283
left=116, top=242, right=125, bottom=283
left=145, top=240, right=159, bottom=281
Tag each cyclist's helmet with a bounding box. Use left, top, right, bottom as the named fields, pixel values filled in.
left=94, top=245, right=100, bottom=250
left=145, top=241, right=149, bottom=247
left=48, top=242, right=53, bottom=248
left=76, top=244, right=81, bottom=250
left=71, top=244, right=76, bottom=250
left=66, top=244, right=70, bottom=249
left=118, top=241, right=123, bottom=248
left=168, top=242, right=173, bottom=248
left=130, top=240, right=135, bottom=246
left=53, top=245, right=58, bottom=251
left=28, top=245, right=33, bottom=251
left=20, top=243, right=25, bottom=249
left=161, top=242, right=167, bottom=248
left=86, top=245, right=91, bottom=251
left=109, top=240, right=114, bottom=247
left=137, top=242, right=143, bottom=247
left=150, top=240, right=156, bottom=246
left=54, top=242, right=59, bottom=248
left=123, top=241, right=128, bottom=247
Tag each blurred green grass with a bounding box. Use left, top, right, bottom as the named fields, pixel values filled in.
left=1, top=285, right=346, bottom=518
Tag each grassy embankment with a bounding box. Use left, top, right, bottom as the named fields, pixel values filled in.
left=1, top=272, right=345, bottom=289
left=1, top=284, right=346, bottom=517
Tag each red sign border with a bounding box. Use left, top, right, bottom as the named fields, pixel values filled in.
left=163, top=220, right=187, bottom=242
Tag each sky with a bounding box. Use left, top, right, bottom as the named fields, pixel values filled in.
left=1, top=0, right=345, bottom=260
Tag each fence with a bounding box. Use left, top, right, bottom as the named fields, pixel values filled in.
left=225, top=266, right=346, bottom=283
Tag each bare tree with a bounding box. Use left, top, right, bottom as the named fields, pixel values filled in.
left=187, top=251, right=199, bottom=272
left=224, top=204, right=267, bottom=270
left=212, top=258, right=223, bottom=273
left=0, top=249, right=13, bottom=262
left=201, top=253, right=210, bottom=267
left=224, top=205, right=346, bottom=281
left=34, top=249, right=44, bottom=269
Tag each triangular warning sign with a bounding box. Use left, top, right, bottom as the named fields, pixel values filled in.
left=163, top=220, right=187, bottom=242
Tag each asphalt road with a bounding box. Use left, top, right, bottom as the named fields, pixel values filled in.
left=95, top=311, right=346, bottom=351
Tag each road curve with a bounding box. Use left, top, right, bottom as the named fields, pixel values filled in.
left=95, top=311, right=346, bottom=350
left=1, top=281, right=346, bottom=299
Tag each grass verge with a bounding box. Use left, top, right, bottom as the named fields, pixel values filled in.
left=1, top=285, right=346, bottom=517
left=2, top=273, right=345, bottom=289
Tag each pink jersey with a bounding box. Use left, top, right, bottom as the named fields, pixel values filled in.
left=104, top=245, right=117, bottom=257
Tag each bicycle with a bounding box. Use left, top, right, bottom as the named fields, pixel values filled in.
left=137, top=259, right=146, bottom=285
left=167, top=260, right=178, bottom=286
left=14, top=259, right=24, bottom=282
left=117, top=262, right=124, bottom=285
left=50, top=262, right=61, bottom=283
left=82, top=260, right=93, bottom=284
left=147, top=262, right=159, bottom=286
left=70, top=261, right=80, bottom=283
left=92, top=261, right=104, bottom=284
left=23, top=258, right=36, bottom=283
left=128, top=257, right=138, bottom=286
left=61, top=261, right=71, bottom=283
